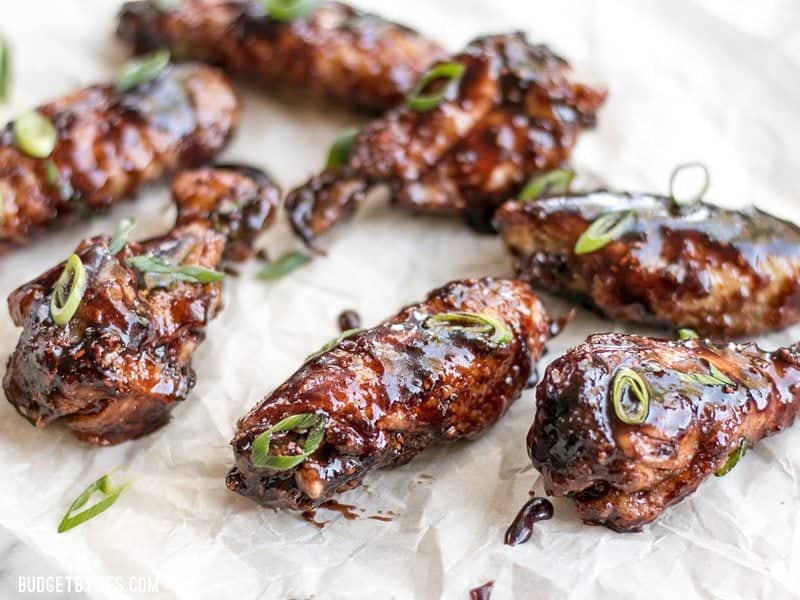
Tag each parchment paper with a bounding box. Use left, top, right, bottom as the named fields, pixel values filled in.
left=2, top=1, right=800, bottom=598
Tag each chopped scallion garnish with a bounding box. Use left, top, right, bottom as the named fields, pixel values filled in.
left=424, top=311, right=512, bottom=346
left=306, top=327, right=363, bottom=361
left=0, top=34, right=10, bottom=103
left=50, top=254, right=88, bottom=326
left=669, top=162, right=710, bottom=206
left=715, top=439, right=748, bottom=477
left=251, top=413, right=327, bottom=470
left=326, top=128, right=359, bottom=170
left=265, top=0, right=318, bottom=21
left=58, top=471, right=132, bottom=533
left=14, top=110, right=57, bottom=158
left=257, top=250, right=310, bottom=281
left=116, top=50, right=171, bottom=92
left=678, top=328, right=699, bottom=341
left=611, top=367, right=650, bottom=425
left=127, top=255, right=224, bottom=285
left=678, top=362, right=735, bottom=388
left=519, top=169, right=575, bottom=201
left=407, top=62, right=465, bottom=112
left=574, top=209, right=635, bottom=255
left=108, top=218, right=136, bottom=255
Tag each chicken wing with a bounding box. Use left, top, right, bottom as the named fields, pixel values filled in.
left=117, top=0, right=446, bottom=113
left=3, top=165, right=279, bottom=445
left=286, top=33, right=606, bottom=248
left=528, top=332, right=800, bottom=532
left=0, top=63, right=239, bottom=253
left=495, top=192, right=800, bottom=338
left=226, top=278, right=552, bottom=510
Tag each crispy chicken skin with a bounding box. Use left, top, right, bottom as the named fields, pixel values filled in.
left=3, top=166, right=279, bottom=445
left=0, top=64, right=239, bottom=254
left=495, top=192, right=800, bottom=338
left=529, top=332, right=800, bottom=532
left=117, top=0, right=446, bottom=112
left=226, top=278, right=552, bottom=510
left=286, top=33, right=607, bottom=248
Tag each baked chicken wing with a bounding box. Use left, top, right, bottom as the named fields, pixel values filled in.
left=495, top=192, right=800, bottom=338
left=528, top=332, right=800, bottom=532
left=0, top=63, right=239, bottom=253
left=286, top=33, right=606, bottom=248
left=3, top=165, right=279, bottom=445
left=227, top=278, right=552, bottom=510
left=117, top=0, right=446, bottom=112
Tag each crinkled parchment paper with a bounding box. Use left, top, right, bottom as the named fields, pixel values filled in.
left=2, top=1, right=800, bottom=598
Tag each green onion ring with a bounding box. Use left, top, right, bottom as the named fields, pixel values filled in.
left=265, top=0, right=318, bottom=21
left=58, top=471, right=132, bottom=533
left=116, top=50, right=171, bottom=92
left=678, top=328, right=699, bottom=341
left=669, top=162, right=710, bottom=206
left=574, top=209, right=635, bottom=255
left=251, top=412, right=327, bottom=470
left=519, top=169, right=575, bottom=201
left=407, top=62, right=466, bottom=112
left=14, top=110, right=57, bottom=158
left=424, top=311, right=513, bottom=346
left=50, top=254, right=88, bottom=326
left=325, top=127, right=359, bottom=170
left=611, top=367, right=650, bottom=425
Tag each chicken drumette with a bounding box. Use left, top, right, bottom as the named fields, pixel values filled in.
left=117, top=0, right=446, bottom=113
left=528, top=332, right=800, bottom=532
left=286, top=32, right=606, bottom=248
left=0, top=63, right=239, bottom=253
left=495, top=191, right=800, bottom=338
left=227, top=278, right=552, bottom=510
left=3, top=166, right=279, bottom=445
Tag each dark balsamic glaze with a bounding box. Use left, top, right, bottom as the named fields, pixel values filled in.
left=504, top=497, right=553, bottom=546
left=338, top=309, right=362, bottom=332
left=469, top=580, right=494, bottom=600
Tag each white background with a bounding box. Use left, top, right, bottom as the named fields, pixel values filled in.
left=1, top=1, right=800, bottom=598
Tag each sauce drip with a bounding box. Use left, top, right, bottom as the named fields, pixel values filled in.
left=469, top=580, right=494, bottom=600
left=301, top=510, right=327, bottom=529
left=320, top=500, right=360, bottom=520
left=338, top=309, right=362, bottom=332
left=504, top=497, right=553, bottom=546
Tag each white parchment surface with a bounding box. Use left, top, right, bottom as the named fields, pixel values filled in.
left=2, top=1, right=800, bottom=598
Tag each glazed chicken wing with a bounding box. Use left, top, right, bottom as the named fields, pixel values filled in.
left=227, top=278, right=552, bottom=510
left=3, top=166, right=279, bottom=445
left=117, top=0, right=446, bottom=113
left=0, top=63, right=239, bottom=254
left=528, top=332, right=800, bottom=532
left=495, top=192, right=800, bottom=338
left=286, top=33, right=606, bottom=248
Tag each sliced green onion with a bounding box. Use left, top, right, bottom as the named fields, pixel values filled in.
left=519, top=169, right=575, bottom=201
left=257, top=250, right=310, bottom=281
left=669, top=162, right=710, bottom=206
left=0, top=34, right=10, bottom=103
left=574, top=209, right=635, bottom=255
left=44, top=159, right=60, bottom=186
left=251, top=412, right=327, bottom=470
left=127, top=255, right=224, bottom=284
left=407, top=62, right=466, bottom=112
left=306, top=327, right=363, bottom=361
left=108, top=218, right=136, bottom=255
left=715, top=439, right=748, bottom=477
left=116, top=50, right=171, bottom=92
left=14, top=110, right=57, bottom=158
left=424, top=311, right=512, bottom=346
left=611, top=367, right=650, bottom=425
left=50, top=254, right=88, bottom=326
left=58, top=471, right=132, bottom=533
left=678, top=328, right=699, bottom=341
left=326, top=128, right=359, bottom=170
left=678, top=362, right=735, bottom=388
left=265, top=0, right=318, bottom=21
